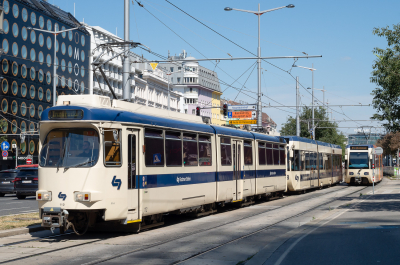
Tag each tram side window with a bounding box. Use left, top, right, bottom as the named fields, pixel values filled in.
left=165, top=131, right=182, bottom=166
left=199, top=135, right=212, bottom=166
left=279, top=145, right=285, bottom=165
left=266, top=143, right=273, bottom=165
left=145, top=129, right=164, bottom=166
left=292, top=150, right=300, bottom=171
left=300, top=151, right=305, bottom=171
left=319, top=153, right=323, bottom=170
left=221, top=137, right=232, bottom=166
left=104, top=129, right=121, bottom=166
left=305, top=151, right=309, bottom=170
left=244, top=141, right=252, bottom=165
left=258, top=142, right=266, bottom=165
left=183, top=133, right=198, bottom=166
left=326, top=154, right=332, bottom=170
left=273, top=144, right=280, bottom=165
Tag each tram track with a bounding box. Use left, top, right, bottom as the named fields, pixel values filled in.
left=0, top=184, right=369, bottom=264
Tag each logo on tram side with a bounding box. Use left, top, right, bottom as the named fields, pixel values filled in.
left=112, top=176, right=122, bottom=190
left=176, top=176, right=191, bottom=183
left=58, top=192, right=67, bottom=201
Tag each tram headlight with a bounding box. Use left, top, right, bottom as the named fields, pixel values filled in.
left=37, top=191, right=52, bottom=201
left=74, top=192, right=91, bottom=202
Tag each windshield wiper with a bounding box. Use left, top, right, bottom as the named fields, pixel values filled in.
left=63, top=160, right=95, bottom=173
left=57, top=136, right=70, bottom=173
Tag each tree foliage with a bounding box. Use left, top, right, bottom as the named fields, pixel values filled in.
left=280, top=107, right=347, bottom=155
left=375, top=132, right=400, bottom=157
left=371, top=24, right=400, bottom=132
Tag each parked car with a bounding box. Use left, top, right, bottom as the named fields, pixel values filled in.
left=0, top=169, right=19, bottom=197
left=14, top=167, right=38, bottom=199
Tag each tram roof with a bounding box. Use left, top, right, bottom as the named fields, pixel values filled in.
left=41, top=106, right=215, bottom=133
left=251, top=132, right=282, bottom=143
left=210, top=125, right=254, bottom=139
left=283, top=136, right=338, bottom=148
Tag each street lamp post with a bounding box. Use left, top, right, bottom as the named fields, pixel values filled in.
left=28, top=26, right=83, bottom=106
left=293, top=64, right=316, bottom=139
left=225, top=4, right=294, bottom=129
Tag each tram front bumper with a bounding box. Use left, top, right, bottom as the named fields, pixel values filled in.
left=41, top=207, right=69, bottom=233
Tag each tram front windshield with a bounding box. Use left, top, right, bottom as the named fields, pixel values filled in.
left=349, top=152, right=369, bottom=169
left=39, top=128, right=99, bottom=168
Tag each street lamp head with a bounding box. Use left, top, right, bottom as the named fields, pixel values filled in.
left=27, top=27, right=32, bottom=30
left=224, top=7, right=232, bottom=11
left=292, top=64, right=297, bottom=67
left=286, top=4, right=295, bottom=8
left=307, top=87, right=312, bottom=90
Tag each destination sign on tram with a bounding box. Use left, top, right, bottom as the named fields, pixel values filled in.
left=350, top=146, right=368, bottom=150
left=49, top=110, right=83, bottom=120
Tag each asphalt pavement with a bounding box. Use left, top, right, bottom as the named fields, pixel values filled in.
left=0, top=194, right=38, bottom=216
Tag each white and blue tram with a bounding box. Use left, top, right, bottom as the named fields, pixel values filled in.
left=283, top=136, right=342, bottom=192
left=345, top=145, right=383, bottom=185
left=37, top=95, right=288, bottom=234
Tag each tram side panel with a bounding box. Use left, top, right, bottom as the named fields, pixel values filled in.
left=254, top=141, right=286, bottom=195
left=140, top=128, right=217, bottom=217
left=242, top=140, right=256, bottom=198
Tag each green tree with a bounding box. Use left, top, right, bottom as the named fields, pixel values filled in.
left=371, top=24, right=400, bottom=132
left=376, top=132, right=400, bottom=157
left=280, top=107, right=347, bottom=155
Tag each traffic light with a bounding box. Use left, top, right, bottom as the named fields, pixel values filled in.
left=223, top=103, right=228, bottom=117
left=196, top=106, right=200, bottom=116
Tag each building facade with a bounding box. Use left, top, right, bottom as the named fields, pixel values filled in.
left=0, top=0, right=90, bottom=169
left=211, top=91, right=224, bottom=125
left=86, top=25, right=181, bottom=112
left=159, top=50, right=223, bottom=123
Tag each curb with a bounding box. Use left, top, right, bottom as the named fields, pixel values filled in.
left=0, top=225, right=46, bottom=238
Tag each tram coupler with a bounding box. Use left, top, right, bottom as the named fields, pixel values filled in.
left=41, top=207, right=69, bottom=233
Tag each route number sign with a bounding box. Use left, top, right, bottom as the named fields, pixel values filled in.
left=229, top=120, right=257, bottom=125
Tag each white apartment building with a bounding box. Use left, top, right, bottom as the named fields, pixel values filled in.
left=84, top=24, right=181, bottom=112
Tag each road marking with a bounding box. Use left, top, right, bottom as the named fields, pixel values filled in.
left=0, top=207, right=31, bottom=212
left=4, top=202, right=28, bottom=205
left=382, top=190, right=393, bottom=194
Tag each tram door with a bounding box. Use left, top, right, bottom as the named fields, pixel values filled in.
left=232, top=141, right=243, bottom=202
left=127, top=131, right=139, bottom=222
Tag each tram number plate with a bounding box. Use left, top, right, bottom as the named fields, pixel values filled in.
left=22, top=180, right=31, bottom=184
left=1, top=181, right=10, bottom=184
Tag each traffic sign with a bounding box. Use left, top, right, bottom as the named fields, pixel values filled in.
left=375, top=147, right=383, bottom=155
left=12, top=144, right=17, bottom=149
left=2, top=150, right=8, bottom=157
left=26, top=158, right=32, bottom=165
left=228, top=105, right=256, bottom=111
left=229, top=120, right=257, bottom=125
left=1, top=141, right=10, bottom=151
left=150, top=63, right=158, bottom=70
left=228, top=111, right=253, bottom=119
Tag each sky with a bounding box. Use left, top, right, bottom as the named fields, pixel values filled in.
left=51, top=0, right=399, bottom=136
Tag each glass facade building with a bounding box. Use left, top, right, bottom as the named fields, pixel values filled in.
left=0, top=0, right=90, bottom=169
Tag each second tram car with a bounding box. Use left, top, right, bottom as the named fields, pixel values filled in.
left=345, top=145, right=383, bottom=185
left=284, top=136, right=342, bottom=192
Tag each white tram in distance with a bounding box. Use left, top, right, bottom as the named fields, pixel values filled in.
left=37, top=95, right=288, bottom=234
left=283, top=136, right=342, bottom=192
left=345, top=145, right=383, bottom=185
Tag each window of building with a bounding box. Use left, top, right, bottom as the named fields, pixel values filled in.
left=221, top=137, right=232, bottom=165
left=21, top=45, right=27, bottom=59
left=29, top=103, right=35, bottom=117
left=170, top=67, right=174, bottom=72
left=192, top=109, right=195, bottom=114
left=12, top=42, right=18, bottom=57
left=21, top=83, right=27, bottom=97
left=165, top=131, right=182, bottom=166
left=21, top=102, right=26, bottom=116
left=30, top=29, right=36, bottom=44
left=12, top=61, right=17, bottom=76
left=183, top=133, right=197, bottom=166
left=30, top=48, right=35, bottom=62
left=145, top=129, right=164, bottom=166
left=21, top=26, right=27, bottom=40
left=104, top=129, right=121, bottom=166
left=29, top=85, right=35, bottom=99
